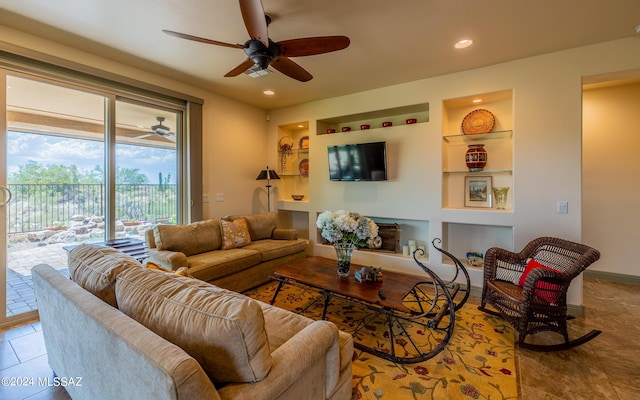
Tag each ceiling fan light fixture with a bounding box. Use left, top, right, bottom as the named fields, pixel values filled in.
left=455, top=39, right=474, bottom=49
left=245, top=64, right=273, bottom=78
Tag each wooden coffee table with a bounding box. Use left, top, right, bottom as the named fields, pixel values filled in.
left=270, top=255, right=463, bottom=363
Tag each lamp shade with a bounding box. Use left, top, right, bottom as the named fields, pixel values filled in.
left=256, top=167, right=280, bottom=180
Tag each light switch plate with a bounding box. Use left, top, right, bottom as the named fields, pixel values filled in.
left=557, top=201, right=568, bottom=214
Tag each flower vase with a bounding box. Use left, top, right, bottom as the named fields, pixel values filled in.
left=334, top=244, right=355, bottom=277
left=492, top=187, right=509, bottom=209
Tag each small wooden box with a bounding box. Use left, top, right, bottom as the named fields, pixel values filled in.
left=376, top=223, right=400, bottom=253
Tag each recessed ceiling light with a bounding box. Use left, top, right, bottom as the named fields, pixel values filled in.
left=454, top=39, right=474, bottom=49
left=297, top=124, right=304, bottom=128
left=263, top=90, right=275, bottom=96
left=472, top=98, right=483, bottom=103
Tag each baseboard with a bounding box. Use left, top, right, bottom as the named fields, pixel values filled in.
left=584, top=270, right=640, bottom=285
left=567, top=304, right=585, bottom=318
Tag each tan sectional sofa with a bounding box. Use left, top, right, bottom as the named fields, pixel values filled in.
left=33, top=244, right=353, bottom=400
left=145, top=212, right=307, bottom=292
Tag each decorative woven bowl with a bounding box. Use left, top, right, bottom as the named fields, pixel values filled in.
left=291, top=195, right=305, bottom=201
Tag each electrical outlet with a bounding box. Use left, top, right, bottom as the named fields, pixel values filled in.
left=202, top=194, right=209, bottom=203
left=557, top=201, right=568, bottom=214
left=216, top=193, right=224, bottom=202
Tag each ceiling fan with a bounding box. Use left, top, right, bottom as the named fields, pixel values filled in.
left=134, top=117, right=176, bottom=142
left=162, top=0, right=350, bottom=82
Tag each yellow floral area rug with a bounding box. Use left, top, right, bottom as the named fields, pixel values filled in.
left=244, top=281, right=519, bottom=400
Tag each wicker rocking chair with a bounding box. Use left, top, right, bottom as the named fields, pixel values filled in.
left=478, top=237, right=601, bottom=351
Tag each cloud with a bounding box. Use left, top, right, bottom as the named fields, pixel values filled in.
left=39, top=139, right=103, bottom=162
left=6, top=132, right=31, bottom=155
left=7, top=131, right=176, bottom=182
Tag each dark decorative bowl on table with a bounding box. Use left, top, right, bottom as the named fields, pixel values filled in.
left=291, top=195, right=304, bottom=201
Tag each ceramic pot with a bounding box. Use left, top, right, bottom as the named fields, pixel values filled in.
left=465, top=144, right=487, bottom=171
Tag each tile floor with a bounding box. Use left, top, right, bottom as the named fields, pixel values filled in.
left=0, top=278, right=638, bottom=399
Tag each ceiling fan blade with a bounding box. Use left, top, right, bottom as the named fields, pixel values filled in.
left=162, top=29, right=244, bottom=49
left=279, top=36, right=350, bottom=57
left=134, top=134, right=153, bottom=139
left=239, top=0, right=269, bottom=47
left=225, top=59, right=255, bottom=77
left=271, top=57, right=313, bottom=82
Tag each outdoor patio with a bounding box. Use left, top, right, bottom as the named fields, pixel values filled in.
left=6, top=243, right=70, bottom=317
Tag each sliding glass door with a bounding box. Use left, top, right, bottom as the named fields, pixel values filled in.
left=114, top=100, right=179, bottom=237
left=1, top=71, right=182, bottom=324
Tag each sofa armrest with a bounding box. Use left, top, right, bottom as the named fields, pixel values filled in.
left=272, top=228, right=298, bottom=240
left=147, top=248, right=188, bottom=271
left=217, top=320, right=342, bottom=400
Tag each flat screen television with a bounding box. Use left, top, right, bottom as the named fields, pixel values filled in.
left=327, top=141, right=387, bottom=181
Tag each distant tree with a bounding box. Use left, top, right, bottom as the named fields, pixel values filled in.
left=116, top=167, right=149, bottom=184
left=9, top=162, right=149, bottom=185
left=9, top=161, right=100, bottom=184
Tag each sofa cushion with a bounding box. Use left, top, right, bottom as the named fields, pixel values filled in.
left=153, top=219, right=222, bottom=256
left=187, top=248, right=261, bottom=282
left=220, top=218, right=252, bottom=249
left=243, top=239, right=308, bottom=262
left=115, top=267, right=272, bottom=384
left=67, top=243, right=141, bottom=307
left=230, top=213, right=278, bottom=241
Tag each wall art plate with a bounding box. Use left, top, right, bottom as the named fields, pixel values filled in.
left=462, top=109, right=495, bottom=134
left=299, top=136, right=309, bottom=149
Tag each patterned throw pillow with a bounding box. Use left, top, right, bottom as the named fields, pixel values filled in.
left=220, top=218, right=252, bottom=250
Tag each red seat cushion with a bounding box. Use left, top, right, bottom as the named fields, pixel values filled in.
left=518, top=259, right=562, bottom=303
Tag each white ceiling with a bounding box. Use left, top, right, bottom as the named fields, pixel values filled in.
left=1, top=0, right=640, bottom=110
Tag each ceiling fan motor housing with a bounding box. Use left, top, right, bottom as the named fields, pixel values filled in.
left=244, top=39, right=280, bottom=70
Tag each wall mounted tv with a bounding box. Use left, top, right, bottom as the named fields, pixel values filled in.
left=328, top=141, right=388, bottom=181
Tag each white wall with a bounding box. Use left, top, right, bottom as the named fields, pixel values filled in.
left=268, top=38, right=640, bottom=305
left=0, top=25, right=269, bottom=220
left=583, top=82, right=640, bottom=277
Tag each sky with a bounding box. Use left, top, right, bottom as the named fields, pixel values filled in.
left=7, top=131, right=177, bottom=184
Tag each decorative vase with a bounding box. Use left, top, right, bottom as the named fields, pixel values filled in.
left=334, top=244, right=356, bottom=277
left=465, top=144, right=487, bottom=171
left=492, top=187, right=509, bottom=210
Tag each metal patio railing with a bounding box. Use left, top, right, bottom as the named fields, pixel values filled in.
left=5, top=183, right=176, bottom=234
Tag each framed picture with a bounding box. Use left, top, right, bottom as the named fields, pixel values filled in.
left=465, top=176, right=493, bottom=208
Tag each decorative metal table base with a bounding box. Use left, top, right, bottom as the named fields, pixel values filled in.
left=270, top=239, right=471, bottom=364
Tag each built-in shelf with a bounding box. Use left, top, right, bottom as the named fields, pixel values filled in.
left=277, top=121, right=310, bottom=201
left=317, top=103, right=429, bottom=135
left=443, top=169, right=512, bottom=175
left=443, top=130, right=513, bottom=143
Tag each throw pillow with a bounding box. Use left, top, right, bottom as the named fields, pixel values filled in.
left=146, top=261, right=192, bottom=277
left=220, top=217, right=252, bottom=249
left=518, top=259, right=562, bottom=303
left=115, top=267, right=272, bottom=384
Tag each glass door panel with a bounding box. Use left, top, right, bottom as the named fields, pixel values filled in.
left=4, top=74, right=106, bottom=319
left=114, top=100, right=179, bottom=241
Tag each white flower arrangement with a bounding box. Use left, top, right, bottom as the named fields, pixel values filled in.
left=316, top=210, right=380, bottom=248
